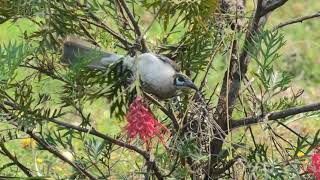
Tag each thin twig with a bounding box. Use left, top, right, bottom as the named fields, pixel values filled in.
left=26, top=131, right=97, bottom=180
left=276, top=120, right=312, bottom=145
left=211, top=156, right=241, bottom=177
left=79, top=17, right=133, bottom=49
left=137, top=5, right=162, bottom=43
left=0, top=143, right=33, bottom=177
left=163, top=155, right=179, bottom=177
left=199, top=41, right=222, bottom=92
left=20, top=63, right=68, bottom=84
left=118, top=0, right=149, bottom=52
left=273, top=12, right=320, bottom=31
left=0, top=103, right=96, bottom=179
left=144, top=93, right=179, bottom=130
left=206, top=0, right=289, bottom=177
left=3, top=100, right=147, bottom=156
left=79, top=22, right=100, bottom=47
left=231, top=102, right=320, bottom=128
left=76, top=1, right=134, bottom=50
left=2, top=100, right=164, bottom=180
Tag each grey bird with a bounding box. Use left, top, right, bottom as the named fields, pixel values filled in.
left=61, top=38, right=198, bottom=99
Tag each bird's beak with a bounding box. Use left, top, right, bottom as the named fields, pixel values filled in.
left=184, top=80, right=198, bottom=91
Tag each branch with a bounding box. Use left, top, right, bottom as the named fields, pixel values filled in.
left=260, top=0, right=288, bottom=17
left=212, top=156, right=241, bottom=177
left=239, top=0, right=264, bottom=75
left=40, top=118, right=164, bottom=179
left=199, top=41, right=222, bottom=91
left=3, top=100, right=146, bottom=156
left=273, top=11, right=320, bottom=31
left=137, top=6, right=162, bottom=43
left=26, top=131, right=97, bottom=180
left=2, top=100, right=164, bottom=179
left=118, top=0, right=149, bottom=52
left=231, top=102, right=320, bottom=128
left=207, top=0, right=289, bottom=175
left=144, top=93, right=179, bottom=130
left=76, top=2, right=134, bottom=50
left=79, top=17, right=133, bottom=49
left=0, top=103, right=96, bottom=179
left=0, top=143, right=33, bottom=177
left=20, top=62, right=68, bottom=84
left=79, top=22, right=100, bottom=46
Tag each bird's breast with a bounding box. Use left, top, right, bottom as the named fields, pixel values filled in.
left=137, top=54, right=177, bottom=99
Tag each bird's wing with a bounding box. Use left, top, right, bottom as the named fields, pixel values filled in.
left=62, top=38, right=125, bottom=70
left=155, top=54, right=180, bottom=72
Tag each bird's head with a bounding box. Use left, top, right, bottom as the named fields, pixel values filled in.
left=173, top=73, right=198, bottom=91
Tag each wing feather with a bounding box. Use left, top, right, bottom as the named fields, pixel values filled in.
left=155, top=55, right=180, bottom=72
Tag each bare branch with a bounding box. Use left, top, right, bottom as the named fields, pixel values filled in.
left=199, top=41, right=222, bottom=92
left=2, top=100, right=164, bottom=179
left=76, top=2, right=134, bottom=50
left=208, top=40, right=240, bottom=164
left=212, top=156, right=241, bottom=177
left=207, top=0, right=290, bottom=176
left=79, top=17, right=134, bottom=49
left=3, top=100, right=146, bottom=156
left=0, top=143, right=33, bottom=177
left=239, top=0, right=264, bottom=75
left=0, top=103, right=96, bottom=179
left=79, top=22, right=100, bottom=47
left=30, top=119, right=163, bottom=179
left=118, top=0, right=149, bottom=52
left=137, top=6, right=162, bottom=43
left=20, top=61, right=68, bottom=84
left=260, top=0, right=288, bottom=17
left=273, top=12, right=320, bottom=31
left=27, top=131, right=97, bottom=179
left=231, top=102, right=320, bottom=128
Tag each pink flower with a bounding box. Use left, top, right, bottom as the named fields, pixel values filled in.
left=307, top=147, right=320, bottom=180
left=125, top=96, right=169, bottom=149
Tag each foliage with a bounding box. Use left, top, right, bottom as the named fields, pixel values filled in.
left=0, top=41, right=34, bottom=83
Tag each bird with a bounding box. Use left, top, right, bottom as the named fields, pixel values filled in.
left=61, top=38, right=198, bottom=99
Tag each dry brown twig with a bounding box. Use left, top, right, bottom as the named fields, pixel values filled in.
left=1, top=100, right=164, bottom=180
left=206, top=0, right=290, bottom=178
left=117, top=0, right=149, bottom=52
left=0, top=103, right=96, bottom=179
left=273, top=11, right=320, bottom=31
left=0, top=143, right=33, bottom=177
left=231, top=102, right=320, bottom=128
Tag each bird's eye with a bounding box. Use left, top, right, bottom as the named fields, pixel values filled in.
left=174, top=75, right=186, bottom=87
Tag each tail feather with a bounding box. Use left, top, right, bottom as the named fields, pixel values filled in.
left=62, top=38, right=123, bottom=69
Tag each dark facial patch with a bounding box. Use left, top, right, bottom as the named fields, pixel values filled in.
left=178, top=76, right=185, bottom=82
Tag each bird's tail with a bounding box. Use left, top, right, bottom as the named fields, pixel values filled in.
left=62, top=38, right=124, bottom=69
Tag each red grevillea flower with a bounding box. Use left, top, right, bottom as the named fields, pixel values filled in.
left=306, top=147, right=320, bottom=180
left=125, top=96, right=169, bottom=149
